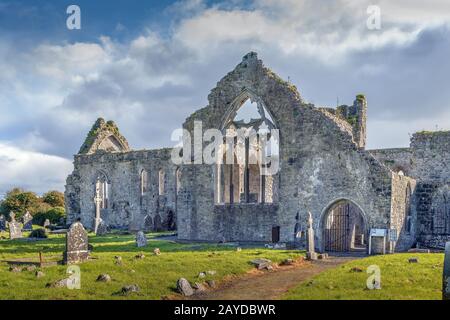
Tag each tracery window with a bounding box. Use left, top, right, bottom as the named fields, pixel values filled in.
left=215, top=93, right=279, bottom=204
left=95, top=171, right=109, bottom=209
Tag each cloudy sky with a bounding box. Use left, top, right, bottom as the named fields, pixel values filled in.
left=0, top=0, right=449, bottom=196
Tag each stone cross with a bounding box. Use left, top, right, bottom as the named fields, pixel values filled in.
left=94, top=180, right=103, bottom=234
left=306, top=212, right=318, bottom=260
left=9, top=211, right=16, bottom=222
left=443, top=242, right=450, bottom=300
left=0, top=215, right=6, bottom=231
left=136, top=231, right=147, bottom=247
left=22, top=211, right=33, bottom=231
left=64, top=221, right=89, bottom=264
left=8, top=212, right=22, bottom=240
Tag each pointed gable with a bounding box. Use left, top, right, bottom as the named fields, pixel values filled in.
left=78, top=118, right=130, bottom=154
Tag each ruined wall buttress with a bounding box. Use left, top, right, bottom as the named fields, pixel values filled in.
left=411, top=132, right=450, bottom=248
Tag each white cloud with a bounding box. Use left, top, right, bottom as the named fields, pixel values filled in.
left=1, top=0, right=450, bottom=194
left=32, top=42, right=110, bottom=86
left=0, top=142, right=73, bottom=196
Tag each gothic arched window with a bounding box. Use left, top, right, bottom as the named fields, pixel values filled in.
left=432, top=190, right=450, bottom=235
left=405, top=183, right=412, bottom=233
left=140, top=169, right=148, bottom=196
left=215, top=92, right=279, bottom=205
left=95, top=171, right=109, bottom=209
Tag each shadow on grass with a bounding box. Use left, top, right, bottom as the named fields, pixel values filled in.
left=0, top=232, right=244, bottom=256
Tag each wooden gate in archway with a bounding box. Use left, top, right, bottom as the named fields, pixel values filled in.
left=323, top=200, right=366, bottom=252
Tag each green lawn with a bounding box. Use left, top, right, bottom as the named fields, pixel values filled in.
left=0, top=229, right=301, bottom=300
left=284, top=253, right=444, bottom=300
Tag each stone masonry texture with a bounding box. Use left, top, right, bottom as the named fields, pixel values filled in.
left=65, top=53, right=449, bottom=252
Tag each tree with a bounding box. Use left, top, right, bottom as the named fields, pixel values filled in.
left=0, top=188, right=40, bottom=219
left=42, top=191, right=65, bottom=208
left=33, top=206, right=66, bottom=226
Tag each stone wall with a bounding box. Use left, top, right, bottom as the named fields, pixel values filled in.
left=369, top=148, right=413, bottom=175
left=390, top=173, right=416, bottom=251
left=65, top=148, right=179, bottom=231
left=410, top=131, right=450, bottom=182
left=410, top=132, right=450, bottom=248
left=178, top=52, right=395, bottom=248
left=64, top=52, right=449, bottom=253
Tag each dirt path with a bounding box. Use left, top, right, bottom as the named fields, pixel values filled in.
left=190, top=256, right=357, bottom=300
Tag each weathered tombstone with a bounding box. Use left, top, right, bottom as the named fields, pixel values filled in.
left=8, top=212, right=22, bottom=240
left=306, top=212, right=318, bottom=260
left=443, top=242, right=450, bottom=300
left=0, top=215, right=6, bottom=231
left=43, top=219, right=51, bottom=228
left=96, top=220, right=108, bottom=236
left=136, top=231, right=147, bottom=247
left=63, top=221, right=89, bottom=264
left=177, top=278, right=194, bottom=296
left=22, top=211, right=33, bottom=231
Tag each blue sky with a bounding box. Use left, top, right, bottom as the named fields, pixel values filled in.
left=0, top=0, right=449, bottom=196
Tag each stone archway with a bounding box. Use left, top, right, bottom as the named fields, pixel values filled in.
left=321, top=199, right=367, bottom=252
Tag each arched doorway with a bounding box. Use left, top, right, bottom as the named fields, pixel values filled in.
left=321, top=199, right=367, bottom=252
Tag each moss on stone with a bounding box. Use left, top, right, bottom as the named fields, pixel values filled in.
left=78, top=117, right=127, bottom=154
left=415, top=130, right=449, bottom=135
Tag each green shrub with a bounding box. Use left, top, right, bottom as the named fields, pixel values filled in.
left=33, top=207, right=66, bottom=226
left=42, top=191, right=65, bottom=207
left=29, top=228, right=47, bottom=239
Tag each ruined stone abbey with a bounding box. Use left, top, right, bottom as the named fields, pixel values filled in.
left=65, top=52, right=450, bottom=254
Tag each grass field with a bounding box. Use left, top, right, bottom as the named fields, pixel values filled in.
left=0, top=229, right=301, bottom=300
left=284, top=253, right=444, bottom=300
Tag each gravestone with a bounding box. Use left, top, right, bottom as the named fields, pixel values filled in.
left=136, top=231, right=147, bottom=247
left=0, top=215, right=6, bottom=231
left=22, top=211, right=33, bottom=231
left=43, top=219, right=51, bottom=228
left=443, top=242, right=450, bottom=300
left=64, top=221, right=89, bottom=264
left=306, top=212, right=318, bottom=260
left=8, top=212, right=22, bottom=240
left=96, top=220, right=108, bottom=236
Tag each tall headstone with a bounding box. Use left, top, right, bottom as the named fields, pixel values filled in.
left=0, top=215, right=6, bottom=231
left=136, top=231, right=147, bottom=247
left=96, top=220, right=108, bottom=236
left=8, top=212, right=22, bottom=240
left=64, top=221, right=89, bottom=264
left=306, top=212, right=318, bottom=260
left=43, top=219, right=51, bottom=228
left=443, top=242, right=450, bottom=300
left=22, top=211, right=33, bottom=231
